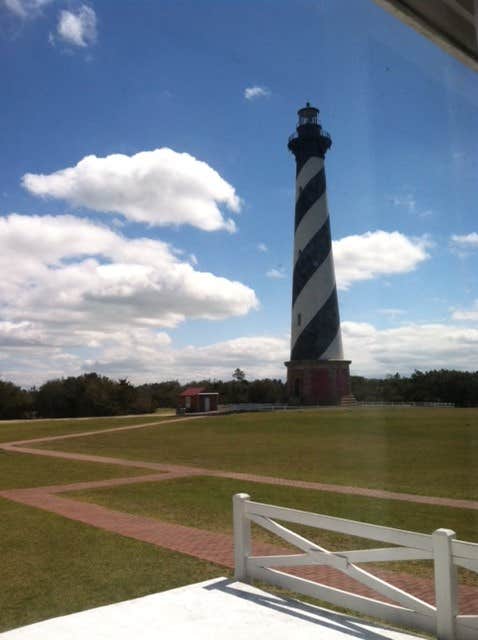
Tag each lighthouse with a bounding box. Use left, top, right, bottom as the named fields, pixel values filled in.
left=285, top=103, right=351, bottom=405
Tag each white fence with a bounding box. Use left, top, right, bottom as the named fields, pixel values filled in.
left=357, top=402, right=455, bottom=408
left=219, top=404, right=291, bottom=413
left=219, top=402, right=455, bottom=413
left=233, top=493, right=478, bottom=640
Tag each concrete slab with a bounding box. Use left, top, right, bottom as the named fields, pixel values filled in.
left=1, top=578, right=422, bottom=640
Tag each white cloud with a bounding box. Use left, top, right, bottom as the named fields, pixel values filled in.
left=342, top=321, right=478, bottom=377
left=0, top=213, right=258, bottom=326
left=266, top=267, right=286, bottom=279
left=389, top=192, right=432, bottom=218
left=389, top=193, right=416, bottom=213
left=377, top=308, right=406, bottom=318
left=81, top=335, right=290, bottom=386
left=170, top=336, right=287, bottom=380
left=450, top=233, right=478, bottom=249
left=0, top=213, right=259, bottom=385
left=57, top=5, right=97, bottom=47
left=3, top=0, right=52, bottom=18
left=23, top=148, right=241, bottom=232
left=0, top=321, right=45, bottom=346
left=451, top=300, right=478, bottom=322
left=244, top=86, right=270, bottom=100
left=1, top=330, right=289, bottom=388
left=257, top=242, right=268, bottom=253
left=333, top=231, right=430, bottom=290
left=7, top=317, right=478, bottom=388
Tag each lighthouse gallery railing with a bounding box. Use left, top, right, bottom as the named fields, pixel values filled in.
left=233, top=493, right=478, bottom=640
left=288, top=129, right=332, bottom=144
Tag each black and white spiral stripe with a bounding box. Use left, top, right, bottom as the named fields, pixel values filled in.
left=291, top=156, right=344, bottom=361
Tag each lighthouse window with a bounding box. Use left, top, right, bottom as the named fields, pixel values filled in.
left=297, top=313, right=301, bottom=326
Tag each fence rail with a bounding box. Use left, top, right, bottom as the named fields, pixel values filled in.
left=219, top=403, right=291, bottom=413
left=233, top=493, right=478, bottom=640
left=357, top=401, right=455, bottom=408
left=219, top=401, right=455, bottom=413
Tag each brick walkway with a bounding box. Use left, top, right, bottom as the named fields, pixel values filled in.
left=4, top=438, right=478, bottom=511
left=2, top=415, right=201, bottom=448
left=2, top=416, right=478, bottom=617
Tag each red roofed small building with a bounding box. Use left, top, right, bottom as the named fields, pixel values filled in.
left=178, top=387, right=219, bottom=413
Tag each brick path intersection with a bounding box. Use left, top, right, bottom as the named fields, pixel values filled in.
left=1, top=416, right=478, bottom=616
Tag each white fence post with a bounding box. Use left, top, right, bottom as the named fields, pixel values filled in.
left=433, top=528, right=457, bottom=640
left=233, top=493, right=251, bottom=581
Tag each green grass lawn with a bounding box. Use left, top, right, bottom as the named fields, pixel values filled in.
left=0, top=414, right=173, bottom=444
left=3, top=407, right=478, bottom=633
left=0, top=450, right=151, bottom=490
left=0, top=498, right=225, bottom=632
left=36, top=408, right=478, bottom=499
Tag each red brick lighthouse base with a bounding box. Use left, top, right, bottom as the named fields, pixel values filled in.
left=285, top=360, right=351, bottom=405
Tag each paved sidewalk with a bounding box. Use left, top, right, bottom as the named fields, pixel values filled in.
left=0, top=578, right=422, bottom=640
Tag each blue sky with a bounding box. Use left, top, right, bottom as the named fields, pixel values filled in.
left=1, top=0, right=478, bottom=386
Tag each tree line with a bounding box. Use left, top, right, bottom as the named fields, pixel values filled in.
left=0, top=368, right=477, bottom=420
left=0, top=371, right=287, bottom=420
left=351, top=370, right=478, bottom=407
